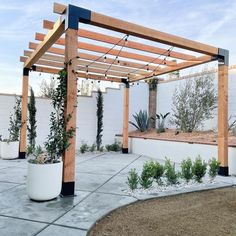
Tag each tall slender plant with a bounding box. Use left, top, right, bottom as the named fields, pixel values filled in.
left=44, top=70, right=76, bottom=163
left=27, top=87, right=37, bottom=149
left=96, top=89, right=103, bottom=150
left=8, top=97, right=22, bottom=141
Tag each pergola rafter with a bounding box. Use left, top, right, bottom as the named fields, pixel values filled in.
left=19, top=2, right=229, bottom=197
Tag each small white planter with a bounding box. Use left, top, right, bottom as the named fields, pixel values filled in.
left=0, top=141, right=19, bottom=159
left=27, top=161, right=63, bottom=201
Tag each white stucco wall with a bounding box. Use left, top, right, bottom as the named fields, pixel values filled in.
left=0, top=83, right=148, bottom=149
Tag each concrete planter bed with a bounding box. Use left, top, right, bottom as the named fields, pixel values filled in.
left=127, top=136, right=236, bottom=175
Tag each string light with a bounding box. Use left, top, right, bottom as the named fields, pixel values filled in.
left=146, top=64, right=149, bottom=71
left=103, top=56, right=107, bottom=63
left=125, top=35, right=129, bottom=46
left=105, top=73, right=107, bottom=79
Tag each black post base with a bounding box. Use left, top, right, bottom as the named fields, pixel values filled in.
left=61, top=182, right=75, bottom=197
left=122, top=148, right=128, bottom=154
left=218, top=166, right=229, bottom=176
left=18, top=152, right=26, bottom=159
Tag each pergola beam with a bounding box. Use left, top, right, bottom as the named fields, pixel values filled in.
left=130, top=55, right=214, bottom=82
left=35, top=33, right=177, bottom=66
left=29, top=42, right=162, bottom=72
left=24, top=49, right=149, bottom=76
left=24, top=17, right=65, bottom=68
left=90, top=12, right=218, bottom=56
left=53, top=3, right=218, bottom=55
left=20, top=57, right=124, bottom=82
left=43, top=20, right=196, bottom=61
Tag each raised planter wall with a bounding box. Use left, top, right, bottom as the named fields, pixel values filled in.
left=129, top=137, right=236, bottom=175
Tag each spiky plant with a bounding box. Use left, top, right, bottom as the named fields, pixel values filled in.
left=155, top=112, right=170, bottom=133
left=129, top=110, right=150, bottom=132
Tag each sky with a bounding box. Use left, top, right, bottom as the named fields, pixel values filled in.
left=0, top=0, right=236, bottom=95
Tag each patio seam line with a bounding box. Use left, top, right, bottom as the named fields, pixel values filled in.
left=48, top=222, right=88, bottom=231
left=0, top=214, right=53, bottom=225
left=92, top=155, right=143, bottom=193
left=77, top=153, right=106, bottom=164
left=34, top=154, right=142, bottom=235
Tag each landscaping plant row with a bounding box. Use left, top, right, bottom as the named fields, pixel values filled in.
left=126, top=156, right=220, bottom=190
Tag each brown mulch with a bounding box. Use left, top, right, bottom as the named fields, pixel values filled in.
left=126, top=129, right=236, bottom=147
left=88, top=187, right=236, bottom=236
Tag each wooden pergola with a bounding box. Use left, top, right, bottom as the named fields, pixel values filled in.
left=20, top=2, right=229, bottom=196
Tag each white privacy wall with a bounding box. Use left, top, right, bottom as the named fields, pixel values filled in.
left=0, top=83, right=148, bottom=149
left=156, top=70, right=236, bottom=130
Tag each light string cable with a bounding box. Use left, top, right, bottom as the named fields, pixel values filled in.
left=103, top=35, right=129, bottom=79
left=127, top=46, right=174, bottom=80
left=66, top=33, right=128, bottom=74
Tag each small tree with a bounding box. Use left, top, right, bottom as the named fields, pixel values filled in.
left=96, top=89, right=103, bottom=150
left=171, top=73, right=217, bottom=132
left=9, top=97, right=22, bottom=141
left=27, top=87, right=37, bottom=149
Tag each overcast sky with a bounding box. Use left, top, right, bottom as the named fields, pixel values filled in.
left=0, top=0, right=236, bottom=94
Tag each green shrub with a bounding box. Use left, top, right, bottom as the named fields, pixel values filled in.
left=90, top=143, right=96, bottom=152
left=129, top=110, right=150, bottom=132
left=127, top=169, right=139, bottom=190
left=105, top=141, right=121, bottom=152
left=153, top=162, right=164, bottom=184
left=99, top=146, right=104, bottom=152
left=80, top=143, right=89, bottom=153
left=139, top=161, right=155, bottom=189
left=27, top=145, right=34, bottom=155
left=164, top=158, right=178, bottom=185
left=181, top=158, right=193, bottom=183
left=208, top=158, right=220, bottom=180
left=192, top=156, right=207, bottom=183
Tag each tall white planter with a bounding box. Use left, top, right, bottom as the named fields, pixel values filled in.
left=0, top=141, right=19, bottom=159
left=27, top=161, right=63, bottom=201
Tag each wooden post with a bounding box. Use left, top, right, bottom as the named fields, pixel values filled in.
left=19, top=68, right=29, bottom=159
left=218, top=63, right=229, bottom=175
left=61, top=28, right=78, bottom=196
left=122, top=82, right=129, bottom=153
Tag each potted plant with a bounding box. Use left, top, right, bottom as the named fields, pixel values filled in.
left=26, top=70, right=76, bottom=201
left=1, top=97, right=21, bottom=159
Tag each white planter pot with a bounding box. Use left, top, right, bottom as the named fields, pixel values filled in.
left=27, top=161, right=63, bottom=201
left=1, top=141, right=19, bottom=159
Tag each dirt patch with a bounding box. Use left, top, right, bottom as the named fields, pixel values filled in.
left=88, top=187, right=236, bottom=236
left=126, top=129, right=236, bottom=147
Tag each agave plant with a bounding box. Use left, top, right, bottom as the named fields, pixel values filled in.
left=129, top=110, right=150, bottom=132
left=155, top=112, right=170, bottom=133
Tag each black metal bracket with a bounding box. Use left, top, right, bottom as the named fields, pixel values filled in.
left=23, top=68, right=30, bottom=76
left=23, top=65, right=37, bottom=76
left=121, top=78, right=130, bottom=88
left=218, top=48, right=229, bottom=66
left=64, top=4, right=91, bottom=30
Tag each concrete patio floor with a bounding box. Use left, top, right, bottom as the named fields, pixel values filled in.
left=0, top=152, right=235, bottom=236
